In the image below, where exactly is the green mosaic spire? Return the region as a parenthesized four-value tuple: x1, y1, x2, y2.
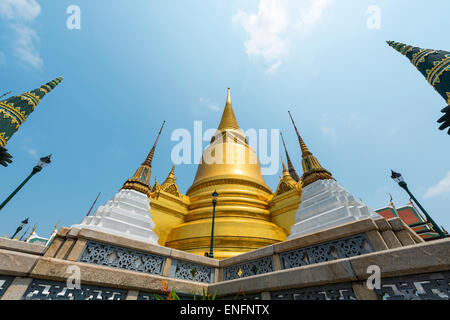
(387, 41, 450, 135)
(0, 77, 63, 147)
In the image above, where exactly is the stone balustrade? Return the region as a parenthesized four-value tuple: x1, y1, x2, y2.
(0, 217, 448, 300)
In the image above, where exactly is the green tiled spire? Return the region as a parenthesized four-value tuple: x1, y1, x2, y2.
(387, 41, 450, 135)
(0, 77, 63, 147)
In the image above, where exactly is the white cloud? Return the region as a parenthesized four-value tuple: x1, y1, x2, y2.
(233, 0, 334, 73)
(0, 0, 41, 21)
(200, 97, 220, 112)
(27, 148, 38, 159)
(320, 125, 337, 140)
(295, 0, 334, 35)
(266, 60, 282, 74)
(0, 0, 43, 69)
(424, 171, 450, 199)
(232, 0, 289, 72)
(10, 24, 43, 69)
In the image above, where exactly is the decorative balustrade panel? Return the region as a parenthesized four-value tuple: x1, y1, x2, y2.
(78, 241, 166, 276)
(375, 271, 450, 300)
(224, 256, 274, 281)
(138, 291, 195, 300)
(220, 293, 262, 300)
(280, 234, 374, 269)
(271, 283, 356, 300)
(137, 291, 161, 300)
(170, 260, 215, 283)
(23, 279, 127, 300)
(0, 275, 13, 298)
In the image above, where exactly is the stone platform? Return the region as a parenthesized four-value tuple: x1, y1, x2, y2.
(0, 217, 449, 300)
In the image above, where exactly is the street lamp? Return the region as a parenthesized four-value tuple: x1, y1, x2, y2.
(0, 155, 52, 211)
(391, 170, 446, 239)
(208, 190, 219, 258)
(10, 217, 29, 239)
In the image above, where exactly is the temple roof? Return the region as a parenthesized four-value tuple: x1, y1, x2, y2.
(122, 121, 165, 196)
(387, 41, 450, 135)
(288, 111, 334, 188)
(160, 164, 181, 197)
(0, 77, 63, 148)
(274, 158, 299, 196)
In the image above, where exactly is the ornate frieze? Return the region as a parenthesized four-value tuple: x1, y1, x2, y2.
(137, 291, 195, 300)
(224, 256, 274, 281)
(187, 177, 272, 195)
(375, 271, 450, 300)
(220, 293, 262, 300)
(78, 241, 166, 276)
(0, 276, 13, 299)
(170, 260, 215, 283)
(271, 283, 356, 300)
(280, 234, 374, 269)
(23, 279, 127, 300)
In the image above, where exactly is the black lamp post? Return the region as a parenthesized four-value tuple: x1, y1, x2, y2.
(208, 190, 219, 258)
(391, 170, 446, 239)
(10, 217, 29, 239)
(0, 155, 52, 211)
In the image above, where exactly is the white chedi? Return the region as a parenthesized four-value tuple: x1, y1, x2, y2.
(73, 188, 159, 245)
(288, 179, 381, 239)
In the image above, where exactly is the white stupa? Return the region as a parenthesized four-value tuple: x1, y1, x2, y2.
(72, 122, 166, 245)
(287, 112, 380, 240)
(74, 188, 158, 244)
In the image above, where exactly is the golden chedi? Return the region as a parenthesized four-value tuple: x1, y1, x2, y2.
(164, 89, 289, 259)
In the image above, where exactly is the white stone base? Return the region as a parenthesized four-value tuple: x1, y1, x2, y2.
(288, 179, 381, 240)
(72, 189, 159, 245)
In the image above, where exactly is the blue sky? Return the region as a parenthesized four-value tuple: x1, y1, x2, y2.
(0, 0, 449, 238)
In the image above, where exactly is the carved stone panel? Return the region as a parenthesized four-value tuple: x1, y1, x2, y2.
(375, 271, 450, 300)
(224, 256, 274, 281)
(170, 259, 215, 283)
(78, 241, 166, 276)
(280, 234, 374, 269)
(0, 276, 13, 299)
(271, 283, 357, 300)
(23, 279, 127, 300)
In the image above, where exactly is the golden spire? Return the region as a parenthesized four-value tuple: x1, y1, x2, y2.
(161, 164, 180, 197)
(122, 121, 166, 196)
(388, 193, 395, 207)
(281, 157, 296, 184)
(26, 224, 37, 242)
(189, 88, 269, 193)
(288, 111, 311, 156)
(142, 120, 166, 167)
(280, 132, 300, 182)
(151, 177, 161, 193)
(274, 157, 298, 196)
(281, 157, 288, 173)
(288, 111, 334, 187)
(217, 88, 240, 131)
(169, 163, 175, 177)
(161, 164, 176, 188)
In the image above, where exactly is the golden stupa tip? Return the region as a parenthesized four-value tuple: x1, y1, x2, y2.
(281, 157, 287, 172)
(217, 88, 240, 131)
